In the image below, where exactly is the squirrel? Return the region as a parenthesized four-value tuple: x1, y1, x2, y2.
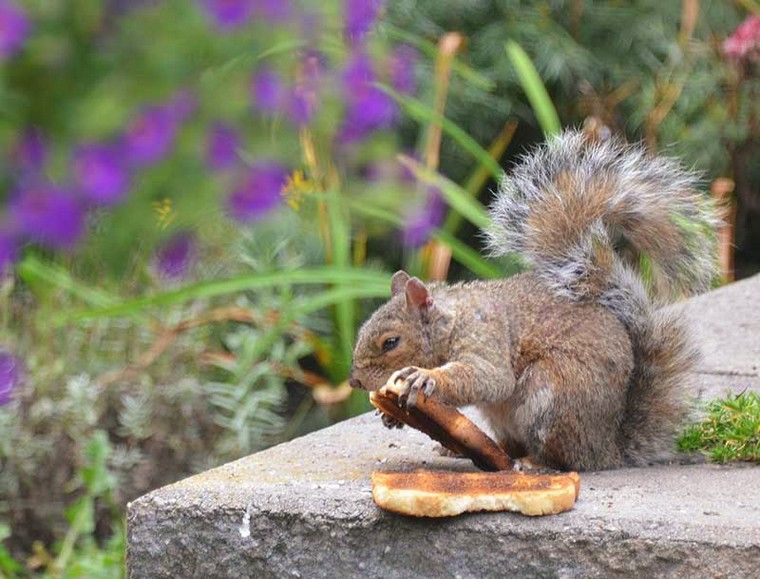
(348, 130, 718, 472)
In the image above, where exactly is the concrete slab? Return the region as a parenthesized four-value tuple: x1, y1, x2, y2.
(678, 273, 760, 379)
(128, 275, 760, 578)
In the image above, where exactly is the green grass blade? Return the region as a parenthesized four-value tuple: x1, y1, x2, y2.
(505, 41, 561, 137)
(295, 286, 390, 316)
(347, 201, 405, 227)
(325, 189, 355, 377)
(17, 255, 116, 307)
(62, 268, 390, 323)
(379, 84, 503, 181)
(397, 155, 491, 230)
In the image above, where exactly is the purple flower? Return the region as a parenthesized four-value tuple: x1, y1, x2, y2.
(338, 52, 396, 142)
(124, 104, 179, 166)
(154, 231, 196, 281)
(403, 187, 446, 248)
(0, 230, 18, 276)
(0, 350, 23, 406)
(10, 182, 85, 250)
(252, 0, 291, 23)
(227, 161, 288, 222)
(344, 0, 384, 44)
(0, 0, 30, 60)
(13, 128, 46, 172)
(251, 67, 285, 114)
(206, 122, 240, 170)
(389, 45, 417, 94)
(73, 143, 130, 206)
(201, 0, 254, 31)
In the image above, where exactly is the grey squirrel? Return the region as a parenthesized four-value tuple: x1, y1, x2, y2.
(349, 130, 718, 471)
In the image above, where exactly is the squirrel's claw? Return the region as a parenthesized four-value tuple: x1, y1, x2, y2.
(391, 367, 417, 384)
(387, 367, 437, 409)
(380, 413, 404, 429)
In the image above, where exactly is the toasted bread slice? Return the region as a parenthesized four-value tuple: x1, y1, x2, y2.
(369, 389, 513, 471)
(372, 470, 580, 517)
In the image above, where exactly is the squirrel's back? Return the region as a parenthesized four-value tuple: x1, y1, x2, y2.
(486, 130, 718, 465)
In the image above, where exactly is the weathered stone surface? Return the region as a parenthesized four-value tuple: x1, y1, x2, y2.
(128, 275, 760, 578)
(677, 275, 760, 401)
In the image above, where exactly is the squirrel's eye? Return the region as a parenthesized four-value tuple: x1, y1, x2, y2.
(382, 336, 400, 352)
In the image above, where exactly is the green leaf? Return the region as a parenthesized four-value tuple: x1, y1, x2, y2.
(384, 24, 496, 92)
(379, 84, 503, 181)
(443, 121, 517, 236)
(81, 431, 114, 496)
(200, 39, 307, 86)
(63, 268, 390, 322)
(347, 199, 501, 279)
(431, 230, 502, 279)
(294, 286, 390, 316)
(347, 201, 404, 227)
(0, 523, 22, 576)
(397, 155, 492, 230)
(505, 41, 561, 137)
(64, 496, 95, 535)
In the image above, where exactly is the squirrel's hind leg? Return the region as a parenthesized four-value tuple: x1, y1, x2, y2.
(508, 359, 626, 472)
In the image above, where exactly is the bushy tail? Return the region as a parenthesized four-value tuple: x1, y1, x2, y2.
(486, 130, 719, 463)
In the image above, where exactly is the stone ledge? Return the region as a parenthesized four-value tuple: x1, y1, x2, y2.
(128, 274, 760, 578)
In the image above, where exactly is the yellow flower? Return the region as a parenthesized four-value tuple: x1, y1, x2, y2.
(282, 170, 315, 211)
(152, 198, 175, 230)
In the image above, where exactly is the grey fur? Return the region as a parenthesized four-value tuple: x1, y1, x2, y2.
(486, 130, 719, 301)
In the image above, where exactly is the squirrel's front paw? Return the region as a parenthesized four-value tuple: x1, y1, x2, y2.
(381, 366, 437, 408)
(379, 412, 404, 429)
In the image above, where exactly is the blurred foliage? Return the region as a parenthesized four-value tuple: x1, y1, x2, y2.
(0, 0, 757, 575)
(387, 0, 755, 175)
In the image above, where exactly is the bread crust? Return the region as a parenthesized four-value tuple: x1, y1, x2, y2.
(369, 389, 512, 471)
(372, 470, 580, 517)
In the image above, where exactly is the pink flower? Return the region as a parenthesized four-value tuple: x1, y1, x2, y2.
(723, 15, 760, 62)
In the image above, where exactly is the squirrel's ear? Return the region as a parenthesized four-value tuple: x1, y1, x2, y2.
(405, 277, 433, 311)
(391, 270, 411, 296)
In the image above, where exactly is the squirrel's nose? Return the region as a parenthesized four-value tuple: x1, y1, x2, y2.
(349, 377, 364, 389)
